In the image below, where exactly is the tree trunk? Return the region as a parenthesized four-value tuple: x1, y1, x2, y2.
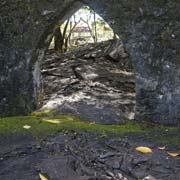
(93, 11, 97, 43)
(54, 26, 64, 52)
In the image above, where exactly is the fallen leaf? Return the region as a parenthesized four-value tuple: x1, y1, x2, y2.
(39, 173, 48, 180)
(23, 125, 31, 129)
(158, 146, 166, 150)
(167, 152, 180, 157)
(90, 122, 96, 125)
(135, 146, 153, 154)
(43, 119, 60, 124)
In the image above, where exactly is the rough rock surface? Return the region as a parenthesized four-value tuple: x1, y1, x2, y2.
(0, 132, 180, 180)
(41, 40, 135, 124)
(0, 0, 180, 125)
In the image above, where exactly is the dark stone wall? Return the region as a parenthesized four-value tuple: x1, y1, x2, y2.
(86, 0, 180, 125)
(0, 0, 82, 116)
(0, 0, 180, 125)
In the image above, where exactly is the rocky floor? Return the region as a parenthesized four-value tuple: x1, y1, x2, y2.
(41, 40, 136, 124)
(0, 131, 180, 180)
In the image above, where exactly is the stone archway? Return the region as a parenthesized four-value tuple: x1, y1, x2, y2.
(0, 0, 180, 125)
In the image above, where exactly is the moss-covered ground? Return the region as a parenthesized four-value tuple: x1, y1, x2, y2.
(0, 110, 180, 146)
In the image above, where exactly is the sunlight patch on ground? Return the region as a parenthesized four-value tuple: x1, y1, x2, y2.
(41, 91, 91, 110)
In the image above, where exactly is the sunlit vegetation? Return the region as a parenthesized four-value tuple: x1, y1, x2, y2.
(49, 6, 118, 52)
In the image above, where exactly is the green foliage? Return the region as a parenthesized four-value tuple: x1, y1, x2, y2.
(49, 5, 116, 51)
(82, 6, 93, 14)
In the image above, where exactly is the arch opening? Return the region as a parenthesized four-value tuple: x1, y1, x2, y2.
(34, 5, 136, 124)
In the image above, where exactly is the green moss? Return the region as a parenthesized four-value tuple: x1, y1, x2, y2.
(171, 0, 180, 3)
(145, 127, 180, 146)
(30, 109, 56, 117)
(152, 0, 180, 7)
(160, 26, 172, 40)
(0, 113, 142, 139)
(0, 113, 179, 146)
(156, 135, 180, 146)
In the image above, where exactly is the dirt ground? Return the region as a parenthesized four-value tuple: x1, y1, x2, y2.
(0, 130, 180, 180)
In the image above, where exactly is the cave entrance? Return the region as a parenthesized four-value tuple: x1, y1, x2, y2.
(38, 6, 136, 125)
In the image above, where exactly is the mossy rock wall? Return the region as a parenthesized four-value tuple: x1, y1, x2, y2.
(0, 0, 180, 125)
